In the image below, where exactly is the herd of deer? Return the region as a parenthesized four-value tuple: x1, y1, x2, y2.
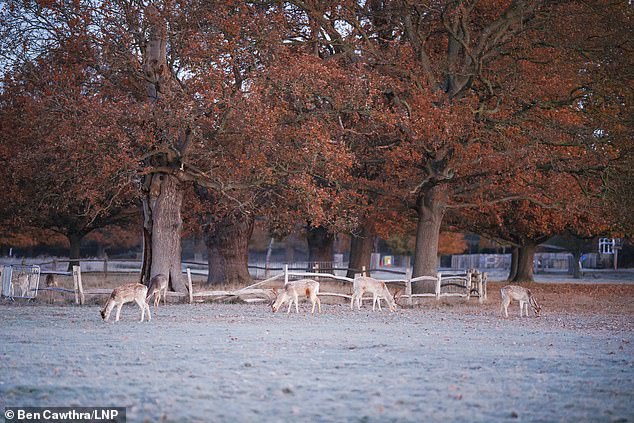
(99, 274, 542, 322)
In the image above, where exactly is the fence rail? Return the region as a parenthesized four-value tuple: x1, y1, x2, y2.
(283, 265, 487, 306)
(2, 260, 487, 307)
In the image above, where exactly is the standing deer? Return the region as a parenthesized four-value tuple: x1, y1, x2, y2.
(271, 279, 321, 314)
(101, 283, 151, 322)
(350, 276, 398, 312)
(146, 274, 168, 307)
(500, 285, 542, 318)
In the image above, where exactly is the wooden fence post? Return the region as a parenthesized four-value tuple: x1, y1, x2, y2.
(466, 270, 472, 300)
(478, 272, 484, 304)
(104, 257, 108, 277)
(72, 265, 84, 305)
(405, 268, 413, 308)
(435, 272, 442, 300)
(361, 266, 366, 277)
(187, 268, 193, 304)
(481, 272, 488, 302)
(265, 238, 273, 279)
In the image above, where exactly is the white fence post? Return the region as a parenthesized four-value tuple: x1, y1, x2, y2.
(361, 266, 367, 277)
(284, 264, 288, 285)
(435, 272, 442, 300)
(405, 268, 413, 308)
(187, 268, 193, 304)
(72, 266, 84, 305)
(481, 272, 488, 302)
(466, 270, 472, 300)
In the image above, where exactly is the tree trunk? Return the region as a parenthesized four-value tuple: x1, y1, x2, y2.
(141, 173, 187, 292)
(508, 247, 519, 281)
(412, 185, 448, 294)
(346, 225, 375, 279)
(306, 226, 334, 271)
(572, 250, 583, 279)
(511, 244, 536, 283)
(205, 213, 254, 287)
(67, 232, 83, 271)
(138, 5, 187, 293)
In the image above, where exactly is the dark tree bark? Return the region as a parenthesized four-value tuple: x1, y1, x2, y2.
(412, 185, 448, 293)
(67, 232, 84, 271)
(139, 5, 188, 293)
(508, 247, 519, 281)
(572, 250, 583, 279)
(141, 173, 187, 292)
(346, 224, 375, 279)
(205, 213, 254, 286)
(306, 226, 334, 271)
(511, 243, 537, 283)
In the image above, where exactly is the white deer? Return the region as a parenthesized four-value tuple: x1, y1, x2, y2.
(350, 276, 398, 312)
(271, 279, 321, 314)
(146, 274, 168, 307)
(500, 285, 542, 318)
(101, 283, 151, 322)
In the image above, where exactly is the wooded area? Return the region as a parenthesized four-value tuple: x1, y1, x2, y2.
(0, 1, 631, 292)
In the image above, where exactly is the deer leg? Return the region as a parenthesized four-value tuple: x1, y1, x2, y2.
(103, 302, 114, 321)
(115, 304, 123, 321)
(295, 294, 299, 313)
(137, 299, 145, 322)
(286, 298, 293, 314)
(502, 297, 510, 318)
(145, 302, 152, 321)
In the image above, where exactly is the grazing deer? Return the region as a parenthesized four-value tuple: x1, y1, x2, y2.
(350, 276, 398, 312)
(45, 274, 57, 288)
(101, 283, 151, 322)
(271, 279, 321, 314)
(146, 274, 168, 307)
(500, 285, 541, 318)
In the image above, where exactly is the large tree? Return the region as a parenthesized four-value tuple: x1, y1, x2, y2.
(0, 31, 138, 269)
(281, 1, 627, 293)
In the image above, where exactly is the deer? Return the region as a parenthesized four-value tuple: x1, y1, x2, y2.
(45, 274, 57, 288)
(271, 279, 321, 314)
(350, 276, 398, 312)
(101, 283, 151, 322)
(146, 273, 168, 307)
(500, 285, 542, 318)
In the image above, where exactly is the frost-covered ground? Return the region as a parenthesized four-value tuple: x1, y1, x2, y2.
(1, 294, 633, 423)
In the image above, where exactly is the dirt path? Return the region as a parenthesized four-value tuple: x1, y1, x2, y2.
(1, 292, 633, 422)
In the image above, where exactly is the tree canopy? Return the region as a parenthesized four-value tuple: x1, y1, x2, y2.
(0, 0, 630, 285)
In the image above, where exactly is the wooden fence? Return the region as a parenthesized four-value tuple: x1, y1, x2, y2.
(282, 265, 488, 306)
(4, 261, 487, 306)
